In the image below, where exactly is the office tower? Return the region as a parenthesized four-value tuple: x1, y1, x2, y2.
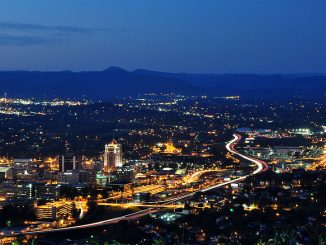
(103, 139, 123, 172)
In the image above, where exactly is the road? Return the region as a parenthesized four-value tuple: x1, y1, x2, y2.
(5, 134, 268, 237)
(185, 169, 225, 183)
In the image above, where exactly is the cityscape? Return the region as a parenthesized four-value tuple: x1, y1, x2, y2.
(0, 0, 326, 244)
(0, 94, 325, 244)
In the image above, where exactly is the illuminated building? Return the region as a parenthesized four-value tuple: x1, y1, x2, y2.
(290, 128, 312, 135)
(272, 146, 302, 156)
(82, 160, 103, 171)
(152, 145, 161, 153)
(36, 201, 74, 220)
(103, 139, 123, 172)
(163, 139, 182, 154)
(44, 157, 59, 171)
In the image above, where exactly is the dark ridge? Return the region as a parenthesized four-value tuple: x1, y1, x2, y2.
(0, 67, 325, 100)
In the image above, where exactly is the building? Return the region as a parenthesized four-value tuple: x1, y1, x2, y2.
(89, 169, 98, 186)
(96, 173, 117, 187)
(0, 167, 11, 181)
(59, 154, 81, 172)
(103, 139, 123, 172)
(16, 182, 35, 199)
(13, 159, 33, 173)
(0, 172, 5, 183)
(116, 166, 135, 183)
(0, 182, 16, 199)
(36, 201, 74, 220)
(153, 140, 182, 155)
(78, 170, 90, 184)
(16, 172, 38, 182)
(35, 183, 60, 200)
(164, 139, 182, 154)
(273, 146, 302, 156)
(57, 171, 80, 185)
(0, 197, 8, 209)
(96, 174, 109, 187)
(290, 128, 312, 136)
(57, 170, 90, 185)
(133, 192, 150, 203)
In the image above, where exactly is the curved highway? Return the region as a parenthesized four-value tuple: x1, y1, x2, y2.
(6, 134, 268, 237)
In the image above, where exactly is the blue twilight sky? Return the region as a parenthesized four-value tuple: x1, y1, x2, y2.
(0, 0, 325, 73)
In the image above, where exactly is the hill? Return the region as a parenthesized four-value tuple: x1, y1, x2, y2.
(0, 67, 325, 100)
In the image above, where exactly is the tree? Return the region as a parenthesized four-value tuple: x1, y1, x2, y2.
(86, 199, 98, 212)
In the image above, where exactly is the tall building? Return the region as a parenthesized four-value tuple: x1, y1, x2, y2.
(103, 139, 123, 172)
(59, 153, 81, 172)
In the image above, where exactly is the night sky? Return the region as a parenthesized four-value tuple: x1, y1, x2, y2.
(0, 0, 325, 73)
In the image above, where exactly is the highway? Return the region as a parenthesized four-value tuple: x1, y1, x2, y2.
(185, 169, 225, 183)
(5, 134, 268, 237)
(201, 134, 268, 192)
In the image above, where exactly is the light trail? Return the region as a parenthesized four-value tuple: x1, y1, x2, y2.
(201, 134, 268, 192)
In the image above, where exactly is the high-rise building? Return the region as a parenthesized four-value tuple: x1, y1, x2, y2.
(103, 139, 123, 172)
(59, 153, 81, 172)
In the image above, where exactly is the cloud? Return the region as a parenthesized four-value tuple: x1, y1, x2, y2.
(0, 21, 113, 45)
(0, 34, 62, 46)
(0, 22, 110, 33)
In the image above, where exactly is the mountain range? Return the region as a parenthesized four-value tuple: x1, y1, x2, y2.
(0, 66, 325, 100)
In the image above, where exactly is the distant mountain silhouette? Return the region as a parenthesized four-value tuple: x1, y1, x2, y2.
(0, 67, 325, 100)
(134, 69, 326, 99)
(0, 67, 197, 99)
